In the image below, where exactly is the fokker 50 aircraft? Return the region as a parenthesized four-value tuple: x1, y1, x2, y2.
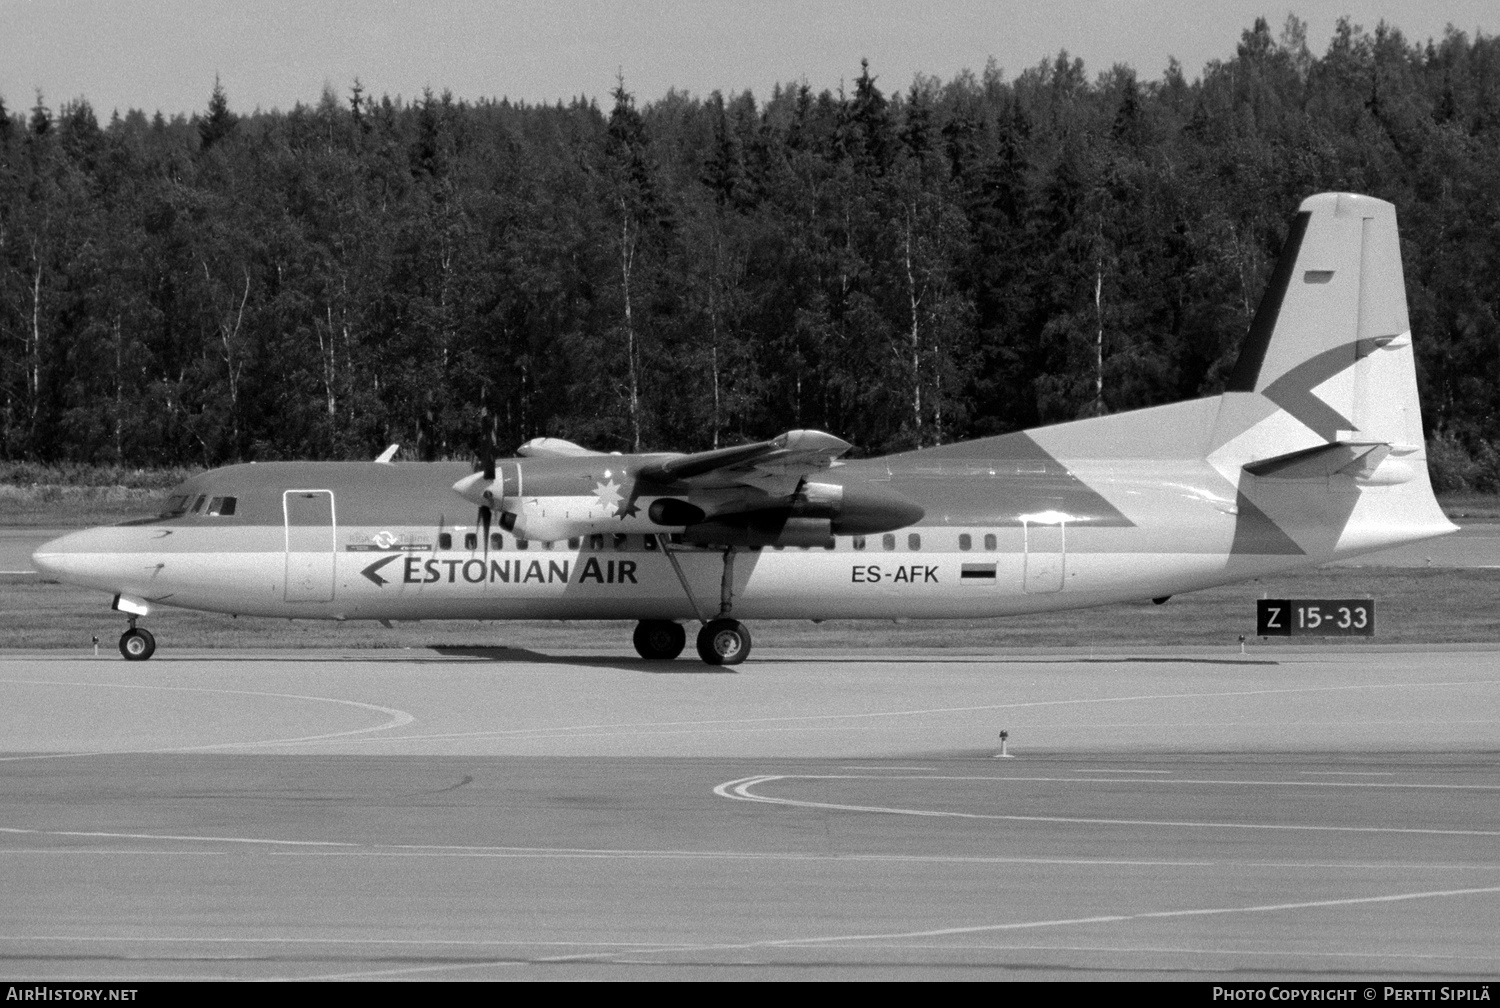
(35, 193, 1455, 664)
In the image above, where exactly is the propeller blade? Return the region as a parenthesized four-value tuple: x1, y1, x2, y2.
(479, 505, 492, 556)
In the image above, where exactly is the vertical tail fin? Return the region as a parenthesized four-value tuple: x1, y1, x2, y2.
(1211, 193, 1425, 468)
(1210, 193, 1453, 556)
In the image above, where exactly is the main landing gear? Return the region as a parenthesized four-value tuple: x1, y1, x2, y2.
(633, 619, 686, 660)
(119, 619, 156, 661)
(636, 536, 753, 667)
(695, 618, 751, 666)
(631, 617, 751, 666)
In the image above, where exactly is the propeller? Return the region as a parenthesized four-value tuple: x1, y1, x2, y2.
(476, 450, 496, 557)
(456, 449, 519, 544)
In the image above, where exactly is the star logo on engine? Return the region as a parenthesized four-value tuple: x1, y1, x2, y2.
(593, 479, 624, 511)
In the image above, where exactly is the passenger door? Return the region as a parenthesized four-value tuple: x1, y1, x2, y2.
(284, 490, 336, 602)
(1022, 519, 1066, 594)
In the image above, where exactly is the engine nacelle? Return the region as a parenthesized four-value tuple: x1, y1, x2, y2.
(683, 513, 834, 549)
(809, 482, 925, 535)
(678, 481, 924, 547)
(648, 497, 707, 526)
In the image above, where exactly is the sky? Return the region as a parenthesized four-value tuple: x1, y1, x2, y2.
(3, 0, 1495, 118)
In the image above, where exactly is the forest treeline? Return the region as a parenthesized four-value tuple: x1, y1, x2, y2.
(2, 16, 1498, 488)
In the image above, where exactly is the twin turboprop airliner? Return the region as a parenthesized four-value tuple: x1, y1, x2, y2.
(33, 193, 1456, 664)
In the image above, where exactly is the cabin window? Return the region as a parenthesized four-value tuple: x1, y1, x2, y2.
(882, 533, 896, 551)
(438, 533, 452, 550)
(516, 538, 529, 550)
(490, 533, 504, 551)
(464, 533, 477, 550)
(613, 533, 628, 550)
(958, 533, 972, 551)
(190, 494, 207, 514)
(823, 541, 835, 550)
(908, 533, 921, 550)
(568, 537, 581, 549)
(984, 533, 997, 551)
(589, 533, 604, 551)
(853, 536, 866, 550)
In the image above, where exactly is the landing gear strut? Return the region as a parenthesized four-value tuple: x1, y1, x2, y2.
(633, 619, 686, 660)
(119, 619, 156, 661)
(655, 535, 754, 666)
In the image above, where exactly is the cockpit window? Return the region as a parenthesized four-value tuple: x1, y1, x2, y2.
(206, 496, 237, 516)
(160, 494, 191, 517)
(190, 495, 207, 514)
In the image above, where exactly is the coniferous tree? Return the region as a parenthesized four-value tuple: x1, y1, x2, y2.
(0, 19, 1495, 488)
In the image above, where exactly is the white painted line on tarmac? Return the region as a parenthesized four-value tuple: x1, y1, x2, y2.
(725, 772, 1500, 792)
(752, 884, 1500, 947)
(0, 849, 230, 856)
(5, 932, 1496, 959)
(4, 846, 1494, 871)
(0, 826, 362, 847)
(840, 766, 937, 771)
(1072, 769, 1172, 773)
(404, 882, 1500, 977)
(297, 959, 529, 981)
(0, 829, 1208, 866)
(790, 941, 1500, 963)
(517, 883, 1500, 972)
(0, 678, 414, 761)
(713, 775, 1500, 836)
(1299, 771, 1397, 776)
(271, 678, 1500, 748)
(0, 934, 692, 949)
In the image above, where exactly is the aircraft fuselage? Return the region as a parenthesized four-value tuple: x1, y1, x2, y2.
(33, 439, 1439, 626)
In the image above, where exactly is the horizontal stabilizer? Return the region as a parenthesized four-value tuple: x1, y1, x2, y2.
(1244, 442, 1390, 480)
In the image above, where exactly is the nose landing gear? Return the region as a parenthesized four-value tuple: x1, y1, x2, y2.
(119, 618, 156, 661)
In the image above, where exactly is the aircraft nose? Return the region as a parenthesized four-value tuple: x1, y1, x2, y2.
(32, 529, 96, 581)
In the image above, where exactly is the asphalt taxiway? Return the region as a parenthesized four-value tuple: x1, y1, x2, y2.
(1, 647, 1497, 981)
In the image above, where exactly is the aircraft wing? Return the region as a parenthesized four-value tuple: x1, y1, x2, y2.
(638, 430, 852, 495)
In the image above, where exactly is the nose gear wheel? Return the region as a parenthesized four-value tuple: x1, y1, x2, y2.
(119, 627, 156, 661)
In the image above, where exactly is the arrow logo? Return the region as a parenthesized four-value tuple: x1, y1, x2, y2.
(361, 554, 400, 586)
